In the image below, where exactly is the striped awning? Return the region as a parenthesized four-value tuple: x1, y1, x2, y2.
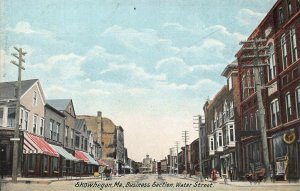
(75, 150, 98, 165)
(50, 144, 78, 161)
(23, 132, 59, 157)
(82, 151, 98, 166)
(75, 150, 89, 162)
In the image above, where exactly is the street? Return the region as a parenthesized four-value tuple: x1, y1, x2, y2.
(1, 174, 300, 191)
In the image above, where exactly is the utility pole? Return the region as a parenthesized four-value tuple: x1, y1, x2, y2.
(175, 141, 179, 175)
(240, 38, 270, 182)
(169, 148, 172, 174)
(10, 47, 26, 183)
(194, 115, 203, 182)
(182, 130, 189, 177)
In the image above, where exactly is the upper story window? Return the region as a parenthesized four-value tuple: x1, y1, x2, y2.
(40, 118, 44, 136)
(242, 74, 246, 99)
(296, 87, 300, 118)
(290, 28, 298, 63)
(285, 92, 292, 122)
(281, 34, 288, 70)
(7, 108, 16, 127)
(218, 132, 223, 147)
(228, 76, 233, 90)
(298, 0, 300, 10)
(33, 91, 37, 106)
(268, 43, 276, 81)
(33, 115, 37, 134)
(270, 99, 280, 128)
(229, 101, 234, 118)
(0, 108, 3, 127)
(56, 122, 60, 141)
(287, 0, 292, 16)
(279, 7, 284, 24)
(49, 119, 54, 139)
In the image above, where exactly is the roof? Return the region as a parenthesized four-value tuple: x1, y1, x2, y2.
(50, 144, 77, 161)
(45, 103, 66, 117)
(23, 132, 59, 157)
(75, 150, 98, 165)
(46, 99, 71, 111)
(75, 119, 85, 131)
(221, 60, 238, 77)
(0, 79, 38, 100)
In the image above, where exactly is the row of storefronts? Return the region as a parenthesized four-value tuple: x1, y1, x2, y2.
(21, 131, 99, 177)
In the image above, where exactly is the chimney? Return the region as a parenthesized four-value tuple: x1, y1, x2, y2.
(97, 111, 102, 117)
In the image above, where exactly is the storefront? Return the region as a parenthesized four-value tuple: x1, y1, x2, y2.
(74, 150, 98, 176)
(49, 144, 78, 177)
(23, 132, 59, 177)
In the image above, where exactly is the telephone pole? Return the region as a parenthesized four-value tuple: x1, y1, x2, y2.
(175, 141, 179, 175)
(11, 47, 26, 183)
(182, 130, 189, 177)
(194, 115, 203, 182)
(240, 38, 270, 182)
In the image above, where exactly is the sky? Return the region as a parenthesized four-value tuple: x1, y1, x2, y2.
(0, 0, 276, 162)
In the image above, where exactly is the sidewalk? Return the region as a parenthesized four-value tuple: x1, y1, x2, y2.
(0, 175, 103, 185)
(170, 174, 300, 187)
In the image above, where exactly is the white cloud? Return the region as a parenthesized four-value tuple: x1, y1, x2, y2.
(209, 25, 247, 41)
(156, 57, 191, 77)
(202, 38, 225, 50)
(236, 8, 266, 26)
(101, 63, 166, 81)
(158, 79, 221, 90)
(7, 21, 52, 37)
(29, 53, 85, 79)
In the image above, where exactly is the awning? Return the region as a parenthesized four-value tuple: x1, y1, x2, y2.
(23, 132, 59, 157)
(82, 151, 98, 166)
(50, 144, 78, 161)
(75, 150, 89, 162)
(74, 150, 98, 165)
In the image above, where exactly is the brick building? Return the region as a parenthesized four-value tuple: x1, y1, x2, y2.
(236, 0, 300, 180)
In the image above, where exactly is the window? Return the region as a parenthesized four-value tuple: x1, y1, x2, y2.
(43, 156, 49, 172)
(84, 138, 88, 151)
(33, 115, 37, 134)
(218, 132, 222, 147)
(229, 125, 234, 142)
(7, 108, 16, 127)
(229, 101, 234, 118)
(242, 74, 245, 99)
(28, 155, 36, 171)
(228, 76, 232, 90)
(56, 123, 60, 141)
(81, 136, 84, 149)
(298, 0, 300, 10)
(40, 119, 44, 136)
(281, 34, 288, 70)
(290, 28, 298, 63)
(22, 110, 28, 130)
(50, 120, 54, 139)
(296, 87, 300, 118)
(210, 138, 214, 151)
(270, 99, 280, 127)
(287, 0, 292, 16)
(268, 43, 276, 81)
(279, 7, 284, 24)
(0, 108, 3, 127)
(75, 135, 80, 148)
(65, 126, 69, 146)
(71, 129, 74, 147)
(52, 157, 58, 172)
(33, 91, 37, 106)
(286, 93, 292, 121)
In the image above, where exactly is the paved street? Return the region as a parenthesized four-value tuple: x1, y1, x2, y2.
(1, 174, 300, 191)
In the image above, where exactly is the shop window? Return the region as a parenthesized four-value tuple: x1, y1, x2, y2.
(52, 157, 59, 172)
(43, 156, 49, 172)
(28, 155, 35, 171)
